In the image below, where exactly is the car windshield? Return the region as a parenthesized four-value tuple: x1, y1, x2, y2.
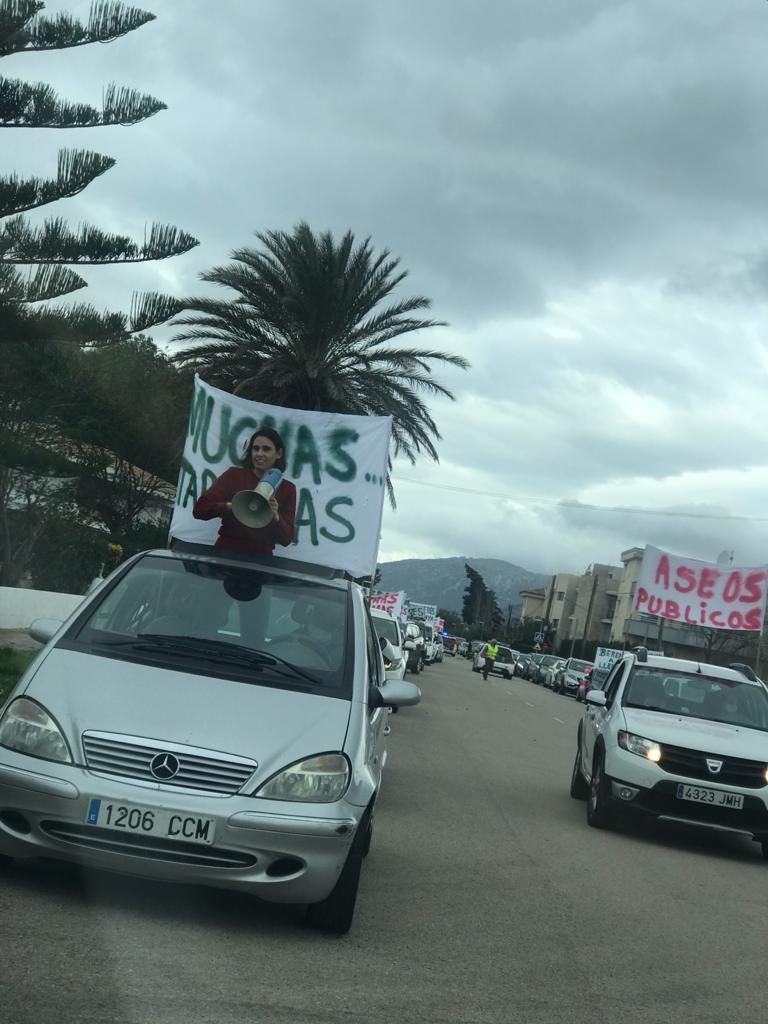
(373, 616, 400, 647)
(541, 656, 557, 666)
(623, 667, 768, 732)
(68, 554, 352, 698)
(571, 660, 592, 673)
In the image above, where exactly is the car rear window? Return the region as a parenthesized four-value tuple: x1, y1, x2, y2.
(65, 554, 353, 698)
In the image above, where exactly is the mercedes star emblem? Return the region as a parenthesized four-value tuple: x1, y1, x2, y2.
(150, 752, 180, 780)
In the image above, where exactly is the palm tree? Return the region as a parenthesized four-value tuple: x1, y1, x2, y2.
(171, 223, 468, 494)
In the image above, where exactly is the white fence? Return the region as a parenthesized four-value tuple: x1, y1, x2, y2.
(0, 586, 83, 630)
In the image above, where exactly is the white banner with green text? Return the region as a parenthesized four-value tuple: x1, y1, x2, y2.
(169, 376, 392, 578)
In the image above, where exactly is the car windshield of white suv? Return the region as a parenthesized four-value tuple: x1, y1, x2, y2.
(68, 555, 352, 697)
(373, 616, 400, 647)
(570, 660, 592, 674)
(623, 668, 768, 732)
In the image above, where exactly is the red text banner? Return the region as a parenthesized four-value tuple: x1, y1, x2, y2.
(634, 545, 768, 632)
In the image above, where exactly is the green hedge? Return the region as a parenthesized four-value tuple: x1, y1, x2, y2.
(0, 647, 35, 705)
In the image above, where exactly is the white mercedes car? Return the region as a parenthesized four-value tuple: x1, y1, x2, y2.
(571, 647, 768, 856)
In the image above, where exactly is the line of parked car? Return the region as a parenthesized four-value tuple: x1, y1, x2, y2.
(370, 611, 444, 678)
(468, 644, 595, 699)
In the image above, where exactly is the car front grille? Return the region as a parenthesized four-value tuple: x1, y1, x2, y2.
(41, 821, 256, 868)
(82, 732, 257, 795)
(659, 743, 768, 790)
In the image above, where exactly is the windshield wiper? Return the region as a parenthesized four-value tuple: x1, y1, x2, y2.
(95, 634, 323, 689)
(243, 648, 325, 690)
(625, 703, 676, 715)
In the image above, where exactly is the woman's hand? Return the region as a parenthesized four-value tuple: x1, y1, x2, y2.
(269, 496, 280, 522)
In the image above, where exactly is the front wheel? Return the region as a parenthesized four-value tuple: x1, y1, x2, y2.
(760, 840, 768, 861)
(570, 745, 589, 800)
(586, 751, 618, 829)
(306, 815, 367, 934)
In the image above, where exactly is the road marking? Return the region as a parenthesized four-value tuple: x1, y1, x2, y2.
(525, 701, 535, 708)
(554, 717, 565, 724)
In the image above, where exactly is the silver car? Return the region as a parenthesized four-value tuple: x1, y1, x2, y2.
(0, 543, 420, 933)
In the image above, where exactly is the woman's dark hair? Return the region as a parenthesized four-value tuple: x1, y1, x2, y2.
(241, 426, 287, 471)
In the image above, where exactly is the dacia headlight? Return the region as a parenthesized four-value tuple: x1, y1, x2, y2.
(256, 754, 350, 803)
(618, 731, 662, 763)
(0, 698, 72, 763)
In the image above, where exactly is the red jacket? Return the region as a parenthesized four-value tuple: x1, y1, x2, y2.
(192, 467, 297, 555)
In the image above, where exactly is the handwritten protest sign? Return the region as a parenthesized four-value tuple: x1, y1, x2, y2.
(169, 376, 392, 578)
(369, 591, 406, 620)
(635, 545, 768, 632)
(405, 602, 437, 623)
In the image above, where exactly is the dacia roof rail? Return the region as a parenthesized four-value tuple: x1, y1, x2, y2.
(729, 662, 760, 683)
(167, 539, 346, 580)
(631, 646, 648, 662)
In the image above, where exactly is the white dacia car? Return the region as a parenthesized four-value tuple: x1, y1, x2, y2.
(571, 647, 768, 857)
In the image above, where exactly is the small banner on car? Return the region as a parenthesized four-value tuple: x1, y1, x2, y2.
(634, 545, 768, 631)
(369, 591, 406, 619)
(169, 376, 392, 578)
(404, 602, 438, 623)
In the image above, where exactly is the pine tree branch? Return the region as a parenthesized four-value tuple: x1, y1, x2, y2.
(0, 76, 166, 127)
(1, 2, 155, 56)
(0, 215, 199, 263)
(129, 290, 186, 332)
(0, 262, 87, 302)
(0, 148, 115, 217)
(0, 300, 128, 344)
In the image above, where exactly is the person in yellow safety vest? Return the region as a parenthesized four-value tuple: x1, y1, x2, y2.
(482, 639, 499, 680)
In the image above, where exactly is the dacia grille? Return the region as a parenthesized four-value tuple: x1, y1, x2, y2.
(659, 743, 767, 790)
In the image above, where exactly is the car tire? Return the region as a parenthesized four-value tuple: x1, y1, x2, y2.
(760, 840, 768, 861)
(570, 741, 589, 800)
(361, 809, 374, 858)
(306, 812, 368, 934)
(586, 750, 618, 829)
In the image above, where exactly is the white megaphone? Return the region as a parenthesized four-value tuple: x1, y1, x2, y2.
(231, 468, 283, 529)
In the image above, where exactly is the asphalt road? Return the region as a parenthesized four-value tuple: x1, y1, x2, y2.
(3, 656, 768, 1024)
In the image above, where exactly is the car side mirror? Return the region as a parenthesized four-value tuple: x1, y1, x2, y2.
(585, 690, 607, 708)
(29, 618, 63, 645)
(378, 679, 421, 708)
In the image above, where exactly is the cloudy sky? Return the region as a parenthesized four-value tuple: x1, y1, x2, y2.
(10, 1, 768, 574)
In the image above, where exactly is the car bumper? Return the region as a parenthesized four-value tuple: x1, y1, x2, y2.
(604, 749, 768, 839)
(0, 753, 361, 904)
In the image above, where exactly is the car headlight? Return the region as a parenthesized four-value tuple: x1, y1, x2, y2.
(256, 753, 350, 803)
(618, 731, 662, 763)
(0, 698, 72, 764)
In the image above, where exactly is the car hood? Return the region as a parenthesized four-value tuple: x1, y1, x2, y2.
(622, 707, 768, 759)
(23, 649, 352, 773)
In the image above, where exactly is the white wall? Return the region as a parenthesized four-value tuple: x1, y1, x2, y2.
(0, 586, 83, 629)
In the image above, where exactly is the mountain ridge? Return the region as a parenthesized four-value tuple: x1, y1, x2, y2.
(377, 556, 549, 615)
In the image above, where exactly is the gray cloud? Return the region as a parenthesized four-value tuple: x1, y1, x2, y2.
(8, 0, 768, 571)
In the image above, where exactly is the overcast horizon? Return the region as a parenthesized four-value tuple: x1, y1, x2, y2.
(9, 1, 768, 575)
